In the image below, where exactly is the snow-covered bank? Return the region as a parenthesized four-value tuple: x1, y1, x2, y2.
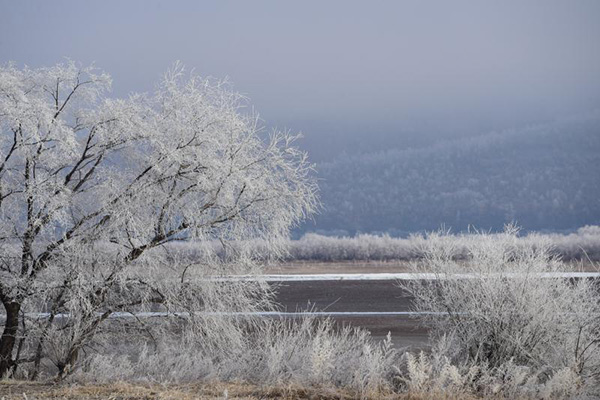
(243, 272, 600, 282)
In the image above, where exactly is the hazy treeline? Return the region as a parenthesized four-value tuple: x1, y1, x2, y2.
(303, 114, 600, 235)
(169, 225, 600, 263)
(285, 225, 600, 262)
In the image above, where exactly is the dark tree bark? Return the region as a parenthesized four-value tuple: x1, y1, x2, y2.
(0, 299, 21, 378)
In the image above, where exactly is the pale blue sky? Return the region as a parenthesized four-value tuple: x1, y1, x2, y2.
(2, 0, 599, 154)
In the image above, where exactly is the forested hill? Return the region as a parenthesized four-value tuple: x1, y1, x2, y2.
(301, 115, 600, 236)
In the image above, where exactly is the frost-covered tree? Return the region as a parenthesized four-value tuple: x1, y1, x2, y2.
(0, 61, 317, 378)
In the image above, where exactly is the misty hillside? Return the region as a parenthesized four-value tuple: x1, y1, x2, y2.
(302, 115, 600, 235)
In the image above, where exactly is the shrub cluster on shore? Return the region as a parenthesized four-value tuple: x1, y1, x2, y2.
(3, 227, 597, 399)
(168, 224, 600, 263)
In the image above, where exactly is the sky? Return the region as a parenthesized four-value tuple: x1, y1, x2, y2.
(1, 0, 600, 159)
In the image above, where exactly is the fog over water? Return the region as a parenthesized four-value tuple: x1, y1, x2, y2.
(2, 0, 599, 234)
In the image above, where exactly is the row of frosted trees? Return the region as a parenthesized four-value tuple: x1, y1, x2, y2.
(169, 225, 600, 262)
(314, 116, 600, 234)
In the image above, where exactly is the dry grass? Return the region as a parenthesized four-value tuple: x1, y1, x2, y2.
(0, 381, 491, 400)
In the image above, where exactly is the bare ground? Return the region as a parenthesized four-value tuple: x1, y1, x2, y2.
(0, 380, 484, 399)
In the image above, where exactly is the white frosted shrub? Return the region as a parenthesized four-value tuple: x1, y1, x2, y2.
(400, 225, 600, 397)
(70, 315, 398, 398)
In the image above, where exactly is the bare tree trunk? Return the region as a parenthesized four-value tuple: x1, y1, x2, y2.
(0, 299, 21, 378)
(56, 348, 79, 381)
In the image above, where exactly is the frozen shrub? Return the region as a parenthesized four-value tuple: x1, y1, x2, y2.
(70, 315, 398, 398)
(397, 350, 589, 399)
(211, 315, 398, 396)
(400, 225, 600, 397)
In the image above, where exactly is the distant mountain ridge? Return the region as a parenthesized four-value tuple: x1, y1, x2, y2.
(299, 114, 600, 235)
